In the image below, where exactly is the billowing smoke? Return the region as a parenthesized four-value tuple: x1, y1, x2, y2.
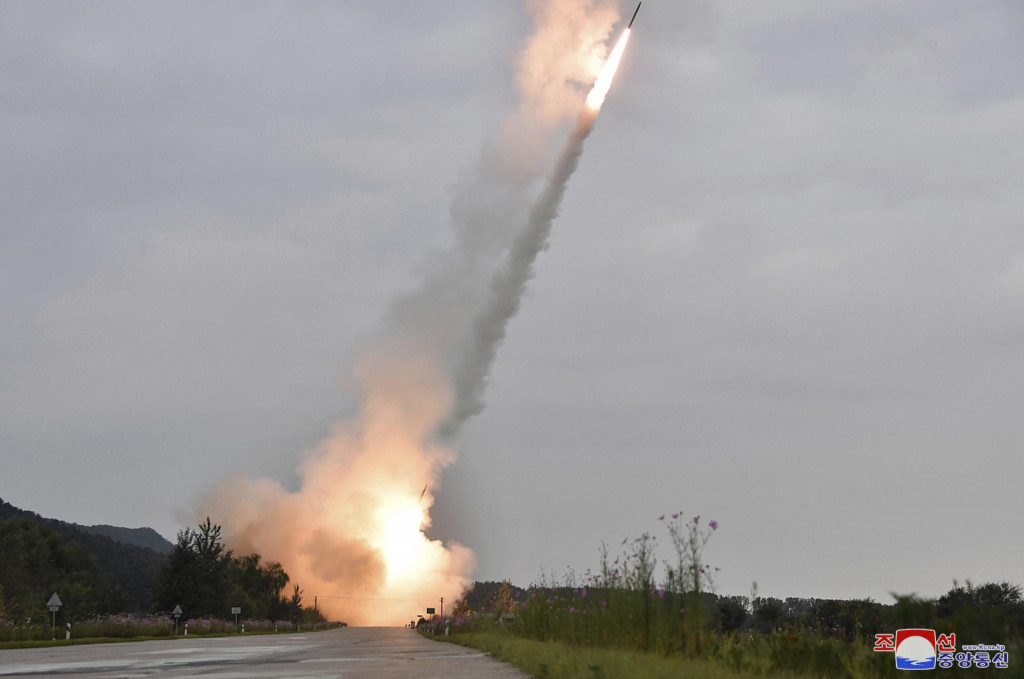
(199, 0, 621, 626)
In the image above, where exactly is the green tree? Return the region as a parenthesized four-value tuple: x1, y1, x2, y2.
(715, 595, 749, 632)
(0, 518, 101, 621)
(228, 554, 292, 620)
(153, 517, 231, 617)
(937, 581, 1024, 639)
(752, 597, 785, 633)
(490, 580, 517, 615)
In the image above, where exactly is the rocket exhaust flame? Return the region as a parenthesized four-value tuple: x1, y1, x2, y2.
(199, 1, 633, 627)
(585, 27, 631, 112)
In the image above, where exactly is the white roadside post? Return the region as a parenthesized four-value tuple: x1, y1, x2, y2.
(172, 605, 183, 636)
(47, 593, 62, 641)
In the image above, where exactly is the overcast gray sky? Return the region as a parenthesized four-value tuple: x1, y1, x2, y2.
(3, 0, 1023, 606)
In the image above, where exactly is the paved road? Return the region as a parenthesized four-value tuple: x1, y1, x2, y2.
(0, 627, 528, 678)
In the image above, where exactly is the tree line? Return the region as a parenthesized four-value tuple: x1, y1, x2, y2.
(454, 580, 1024, 646)
(0, 509, 322, 625)
(152, 517, 315, 622)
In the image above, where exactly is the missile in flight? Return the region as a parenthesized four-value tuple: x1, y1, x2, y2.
(627, 2, 641, 29)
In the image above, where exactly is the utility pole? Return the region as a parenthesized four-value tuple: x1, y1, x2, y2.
(440, 597, 444, 619)
(314, 596, 317, 612)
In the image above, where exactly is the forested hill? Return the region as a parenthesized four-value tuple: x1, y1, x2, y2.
(82, 524, 173, 554)
(0, 499, 167, 614)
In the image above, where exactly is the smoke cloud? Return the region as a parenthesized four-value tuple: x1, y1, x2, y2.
(199, 0, 620, 626)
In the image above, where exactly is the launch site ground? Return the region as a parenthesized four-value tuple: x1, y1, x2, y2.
(0, 627, 526, 678)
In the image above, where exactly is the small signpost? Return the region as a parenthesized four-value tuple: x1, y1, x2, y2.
(172, 604, 183, 636)
(47, 593, 62, 641)
(231, 606, 241, 633)
(426, 607, 435, 615)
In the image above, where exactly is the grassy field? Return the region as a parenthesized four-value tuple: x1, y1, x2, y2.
(423, 514, 1023, 678)
(444, 631, 882, 679)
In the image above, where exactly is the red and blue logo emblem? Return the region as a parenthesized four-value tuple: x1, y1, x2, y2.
(894, 629, 937, 670)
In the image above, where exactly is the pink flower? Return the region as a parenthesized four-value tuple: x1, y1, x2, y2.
(709, 520, 718, 530)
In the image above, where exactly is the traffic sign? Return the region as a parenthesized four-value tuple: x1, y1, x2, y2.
(47, 593, 62, 641)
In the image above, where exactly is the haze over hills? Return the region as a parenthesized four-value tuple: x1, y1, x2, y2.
(80, 524, 173, 554)
(0, 500, 173, 552)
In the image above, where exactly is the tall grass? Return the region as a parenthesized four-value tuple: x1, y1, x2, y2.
(429, 514, 1023, 678)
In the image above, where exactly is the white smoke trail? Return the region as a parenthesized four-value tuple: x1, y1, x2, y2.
(199, 1, 621, 626)
(439, 109, 598, 439)
(440, 25, 632, 438)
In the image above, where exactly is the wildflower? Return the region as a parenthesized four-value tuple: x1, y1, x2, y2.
(581, 588, 587, 598)
(569, 606, 576, 614)
(709, 519, 718, 530)
(672, 512, 679, 519)
(659, 514, 665, 521)
(658, 588, 666, 599)
(602, 601, 608, 608)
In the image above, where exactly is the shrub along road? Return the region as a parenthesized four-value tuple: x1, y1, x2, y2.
(0, 626, 528, 678)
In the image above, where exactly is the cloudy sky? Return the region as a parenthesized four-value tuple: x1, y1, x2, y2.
(3, 0, 1023, 606)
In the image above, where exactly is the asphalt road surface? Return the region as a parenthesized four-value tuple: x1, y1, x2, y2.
(0, 627, 529, 678)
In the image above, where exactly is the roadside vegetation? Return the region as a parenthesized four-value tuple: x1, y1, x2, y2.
(424, 514, 1024, 678)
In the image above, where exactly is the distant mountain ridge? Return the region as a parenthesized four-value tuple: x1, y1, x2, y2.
(0, 500, 173, 553)
(82, 524, 173, 554)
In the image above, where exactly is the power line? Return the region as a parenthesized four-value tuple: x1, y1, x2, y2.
(314, 596, 439, 603)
